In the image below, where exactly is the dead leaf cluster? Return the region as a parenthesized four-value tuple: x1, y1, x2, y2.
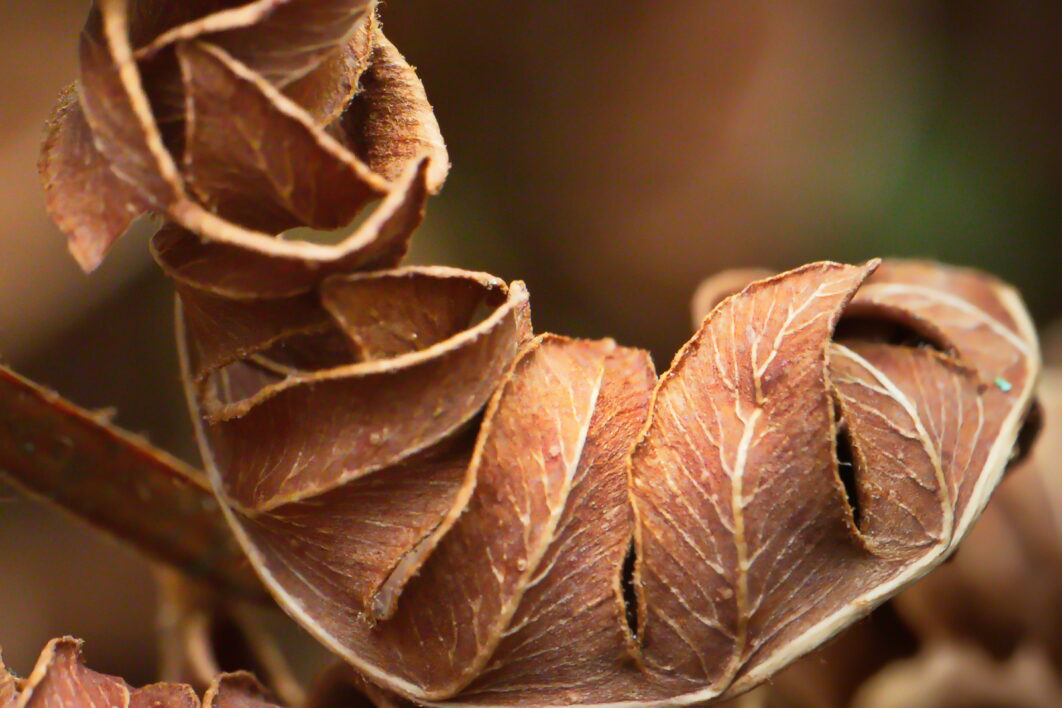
(2, 0, 1045, 706)
(2, 637, 284, 708)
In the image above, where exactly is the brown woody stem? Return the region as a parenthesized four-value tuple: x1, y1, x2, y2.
(0, 365, 266, 601)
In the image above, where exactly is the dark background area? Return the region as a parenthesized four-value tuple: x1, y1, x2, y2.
(0, 0, 1059, 687)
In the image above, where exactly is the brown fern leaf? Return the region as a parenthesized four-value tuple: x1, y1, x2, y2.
(24, 1, 1043, 706)
(176, 259, 1038, 706)
(40, 0, 446, 272)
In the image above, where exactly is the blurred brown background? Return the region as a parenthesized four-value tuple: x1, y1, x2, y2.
(1, 0, 1059, 688)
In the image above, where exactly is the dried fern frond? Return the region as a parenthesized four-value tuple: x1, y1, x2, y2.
(1, 0, 1043, 706)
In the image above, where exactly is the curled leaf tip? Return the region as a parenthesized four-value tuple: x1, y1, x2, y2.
(40, 0, 446, 270)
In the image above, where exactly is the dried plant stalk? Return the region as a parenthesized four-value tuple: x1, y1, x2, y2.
(11, 0, 1045, 707)
(0, 366, 262, 600)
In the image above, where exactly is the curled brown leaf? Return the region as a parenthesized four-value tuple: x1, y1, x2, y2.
(12, 637, 200, 708)
(176, 38, 386, 233)
(177, 258, 1038, 705)
(152, 158, 431, 299)
(42, 0, 446, 271)
(332, 31, 449, 191)
(710, 366, 1059, 708)
(135, 0, 375, 89)
(4, 638, 303, 708)
(183, 268, 530, 510)
(890, 369, 1062, 668)
(38, 84, 152, 271)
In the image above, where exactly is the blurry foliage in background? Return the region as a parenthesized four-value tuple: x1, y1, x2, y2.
(0, 0, 1058, 690)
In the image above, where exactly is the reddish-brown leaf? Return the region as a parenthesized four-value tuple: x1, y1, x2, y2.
(889, 369, 1062, 664)
(79, 0, 184, 210)
(630, 262, 877, 697)
(39, 85, 151, 271)
(334, 30, 449, 192)
(176, 286, 336, 394)
(14, 638, 200, 708)
(319, 266, 510, 359)
(153, 159, 431, 299)
(203, 673, 282, 708)
(282, 14, 377, 125)
(177, 40, 386, 234)
(828, 344, 970, 554)
(136, 0, 375, 89)
(173, 259, 1038, 706)
(15, 638, 130, 708)
(458, 346, 657, 705)
(846, 261, 1040, 539)
(181, 269, 530, 510)
(43, 0, 442, 272)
